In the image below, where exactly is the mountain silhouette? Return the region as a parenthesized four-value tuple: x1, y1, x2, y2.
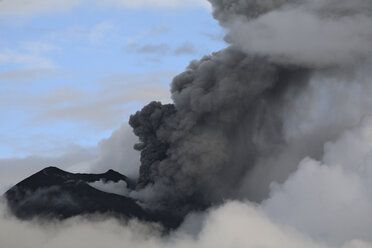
(4, 167, 181, 229)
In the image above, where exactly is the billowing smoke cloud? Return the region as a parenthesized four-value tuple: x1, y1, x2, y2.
(214, 0, 372, 66)
(129, 0, 372, 215)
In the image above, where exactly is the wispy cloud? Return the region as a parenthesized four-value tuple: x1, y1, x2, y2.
(127, 43, 170, 55)
(32, 74, 172, 128)
(1, 72, 172, 129)
(0, 49, 56, 69)
(0, 68, 60, 82)
(126, 42, 198, 56)
(46, 21, 120, 45)
(148, 26, 171, 35)
(0, 0, 210, 18)
(202, 31, 225, 41)
(20, 41, 59, 54)
(95, 0, 210, 10)
(174, 42, 197, 55)
(126, 25, 171, 46)
(88, 21, 118, 44)
(0, 0, 81, 17)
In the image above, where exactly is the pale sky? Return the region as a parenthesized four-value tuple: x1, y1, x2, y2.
(0, 0, 226, 158)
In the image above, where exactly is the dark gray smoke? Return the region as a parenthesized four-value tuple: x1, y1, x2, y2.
(130, 48, 310, 210)
(218, 0, 372, 66)
(129, 102, 176, 188)
(129, 0, 372, 214)
(210, 0, 294, 24)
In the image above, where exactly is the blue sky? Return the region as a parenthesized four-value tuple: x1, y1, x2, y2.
(0, 0, 227, 158)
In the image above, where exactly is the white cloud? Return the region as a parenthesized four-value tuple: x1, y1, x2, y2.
(0, 68, 59, 82)
(174, 42, 197, 55)
(20, 41, 59, 54)
(43, 21, 122, 47)
(0, 0, 81, 17)
(89, 124, 140, 179)
(0, 0, 210, 17)
(88, 21, 118, 44)
(126, 43, 171, 54)
(263, 117, 372, 245)
(0, 200, 370, 248)
(0, 49, 55, 69)
(0, 71, 172, 130)
(27, 72, 172, 129)
(96, 0, 211, 10)
(88, 180, 130, 196)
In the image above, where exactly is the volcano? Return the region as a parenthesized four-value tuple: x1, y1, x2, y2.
(4, 167, 182, 229)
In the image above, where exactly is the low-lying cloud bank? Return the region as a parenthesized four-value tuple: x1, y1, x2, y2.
(2, 119, 372, 247)
(0, 201, 370, 248)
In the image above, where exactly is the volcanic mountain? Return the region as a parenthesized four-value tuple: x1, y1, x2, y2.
(4, 167, 181, 229)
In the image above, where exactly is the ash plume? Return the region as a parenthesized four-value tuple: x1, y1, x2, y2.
(130, 0, 372, 214)
(216, 0, 372, 66)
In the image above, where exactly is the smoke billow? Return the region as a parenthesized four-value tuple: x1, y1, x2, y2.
(216, 0, 372, 66)
(130, 48, 309, 209)
(129, 0, 372, 214)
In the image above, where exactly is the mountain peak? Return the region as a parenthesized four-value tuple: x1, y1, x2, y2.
(3, 166, 181, 229)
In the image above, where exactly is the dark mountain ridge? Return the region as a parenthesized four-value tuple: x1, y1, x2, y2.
(4, 167, 182, 229)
